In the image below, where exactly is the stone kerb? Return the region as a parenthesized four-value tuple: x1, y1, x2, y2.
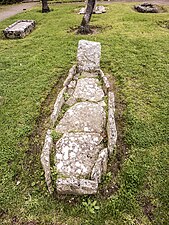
(41, 40, 117, 195)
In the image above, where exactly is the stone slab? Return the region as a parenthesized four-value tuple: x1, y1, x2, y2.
(3, 20, 35, 39)
(55, 132, 103, 178)
(41, 129, 53, 194)
(55, 102, 106, 134)
(77, 40, 101, 72)
(73, 78, 104, 102)
(56, 178, 98, 195)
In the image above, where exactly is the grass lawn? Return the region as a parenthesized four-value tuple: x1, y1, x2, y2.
(0, 2, 169, 225)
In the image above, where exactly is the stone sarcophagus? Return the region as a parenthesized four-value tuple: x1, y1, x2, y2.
(3, 20, 35, 39)
(41, 40, 117, 195)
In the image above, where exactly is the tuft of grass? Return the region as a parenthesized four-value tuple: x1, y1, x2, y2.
(0, 2, 169, 225)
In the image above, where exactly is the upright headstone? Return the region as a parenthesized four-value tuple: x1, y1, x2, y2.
(77, 40, 101, 72)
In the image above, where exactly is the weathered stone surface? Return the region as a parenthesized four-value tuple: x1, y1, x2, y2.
(107, 92, 117, 155)
(134, 3, 158, 13)
(94, 6, 106, 14)
(56, 178, 98, 195)
(55, 132, 103, 177)
(99, 69, 110, 94)
(41, 129, 53, 194)
(3, 20, 35, 39)
(77, 40, 101, 72)
(79, 6, 106, 14)
(91, 148, 108, 183)
(63, 65, 77, 87)
(55, 102, 106, 134)
(51, 87, 66, 126)
(73, 78, 104, 102)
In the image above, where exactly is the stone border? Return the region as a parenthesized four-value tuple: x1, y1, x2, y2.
(50, 65, 77, 126)
(98, 69, 110, 94)
(63, 65, 77, 87)
(56, 177, 98, 195)
(3, 20, 36, 39)
(50, 87, 67, 126)
(107, 91, 117, 155)
(91, 148, 108, 183)
(41, 129, 53, 194)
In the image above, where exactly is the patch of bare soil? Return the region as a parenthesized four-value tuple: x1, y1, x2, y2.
(138, 195, 156, 222)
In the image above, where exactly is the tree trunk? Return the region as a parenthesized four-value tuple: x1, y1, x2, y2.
(42, 0, 50, 13)
(78, 0, 96, 34)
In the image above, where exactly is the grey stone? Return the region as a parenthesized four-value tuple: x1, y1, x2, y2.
(66, 96, 77, 106)
(67, 81, 77, 95)
(63, 65, 77, 87)
(134, 3, 158, 13)
(55, 102, 106, 134)
(73, 78, 104, 102)
(79, 7, 86, 14)
(55, 132, 103, 178)
(79, 6, 106, 14)
(99, 69, 110, 94)
(94, 6, 106, 14)
(3, 20, 35, 39)
(107, 92, 117, 155)
(41, 129, 53, 194)
(91, 148, 108, 183)
(77, 40, 101, 72)
(50, 87, 67, 126)
(56, 178, 98, 195)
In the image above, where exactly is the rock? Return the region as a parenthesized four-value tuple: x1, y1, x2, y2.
(107, 92, 117, 155)
(3, 20, 35, 39)
(79, 7, 86, 14)
(63, 65, 77, 87)
(56, 178, 98, 195)
(79, 6, 106, 14)
(55, 102, 106, 134)
(55, 132, 103, 178)
(77, 40, 101, 72)
(50, 87, 67, 126)
(94, 6, 106, 14)
(91, 148, 108, 183)
(134, 3, 158, 13)
(41, 129, 53, 194)
(99, 69, 110, 94)
(73, 78, 104, 102)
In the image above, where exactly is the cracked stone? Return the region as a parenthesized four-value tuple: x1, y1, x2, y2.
(55, 132, 103, 178)
(55, 102, 106, 134)
(56, 178, 98, 195)
(73, 78, 104, 102)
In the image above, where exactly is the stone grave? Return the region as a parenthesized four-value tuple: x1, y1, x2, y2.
(41, 40, 117, 195)
(134, 3, 159, 13)
(79, 1, 106, 14)
(3, 20, 35, 39)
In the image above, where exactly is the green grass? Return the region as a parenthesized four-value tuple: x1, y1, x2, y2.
(0, 3, 169, 224)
